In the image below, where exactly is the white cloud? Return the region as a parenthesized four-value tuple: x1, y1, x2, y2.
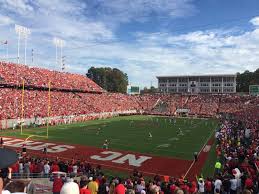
(65, 24, 259, 87)
(84, 0, 196, 23)
(0, 0, 114, 42)
(0, 0, 115, 75)
(250, 16, 259, 26)
(0, 0, 34, 15)
(0, 0, 258, 88)
(0, 15, 14, 26)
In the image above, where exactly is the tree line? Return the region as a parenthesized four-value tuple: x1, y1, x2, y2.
(86, 67, 128, 93)
(236, 68, 259, 92)
(86, 67, 259, 93)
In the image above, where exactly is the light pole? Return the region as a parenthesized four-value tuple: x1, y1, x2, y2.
(53, 37, 65, 70)
(15, 24, 31, 65)
(62, 55, 66, 71)
(31, 49, 34, 65)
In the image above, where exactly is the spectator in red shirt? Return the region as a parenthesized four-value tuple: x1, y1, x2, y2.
(11, 162, 19, 178)
(52, 162, 60, 173)
(53, 174, 64, 194)
(205, 178, 213, 194)
(169, 183, 177, 194)
(188, 181, 197, 194)
(244, 177, 253, 190)
(80, 179, 91, 194)
(115, 178, 126, 194)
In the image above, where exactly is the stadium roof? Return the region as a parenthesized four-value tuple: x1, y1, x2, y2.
(156, 74, 237, 79)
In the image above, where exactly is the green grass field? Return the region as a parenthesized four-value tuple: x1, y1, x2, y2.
(0, 115, 218, 160)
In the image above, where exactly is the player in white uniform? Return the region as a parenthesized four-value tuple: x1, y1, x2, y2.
(96, 128, 101, 135)
(177, 127, 184, 136)
(103, 139, 109, 149)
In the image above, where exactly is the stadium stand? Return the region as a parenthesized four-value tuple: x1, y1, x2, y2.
(0, 62, 258, 121)
(0, 88, 142, 121)
(0, 62, 104, 93)
(1, 110, 259, 194)
(0, 61, 258, 194)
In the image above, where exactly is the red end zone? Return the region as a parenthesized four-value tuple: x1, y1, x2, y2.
(1, 137, 214, 179)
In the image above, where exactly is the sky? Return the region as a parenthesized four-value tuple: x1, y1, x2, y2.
(0, 0, 259, 88)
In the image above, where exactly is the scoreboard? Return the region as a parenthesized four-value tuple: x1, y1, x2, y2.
(249, 85, 259, 96)
(127, 85, 140, 95)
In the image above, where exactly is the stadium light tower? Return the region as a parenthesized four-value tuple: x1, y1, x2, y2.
(53, 37, 65, 70)
(15, 24, 31, 65)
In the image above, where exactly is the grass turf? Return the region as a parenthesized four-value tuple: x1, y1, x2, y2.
(201, 141, 217, 177)
(0, 115, 218, 160)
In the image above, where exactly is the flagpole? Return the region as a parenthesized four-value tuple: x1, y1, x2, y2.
(31, 49, 34, 66)
(6, 42, 8, 60)
(1, 41, 3, 61)
(56, 44, 58, 66)
(17, 32, 20, 63)
(60, 45, 63, 70)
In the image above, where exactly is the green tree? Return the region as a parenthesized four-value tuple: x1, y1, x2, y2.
(236, 68, 259, 92)
(86, 67, 128, 93)
(140, 86, 157, 94)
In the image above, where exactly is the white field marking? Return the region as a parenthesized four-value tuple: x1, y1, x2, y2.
(30, 149, 162, 177)
(168, 137, 179, 141)
(183, 127, 215, 179)
(203, 145, 211, 152)
(156, 144, 170, 148)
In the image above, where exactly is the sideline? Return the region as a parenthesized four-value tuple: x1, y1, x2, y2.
(183, 126, 216, 179)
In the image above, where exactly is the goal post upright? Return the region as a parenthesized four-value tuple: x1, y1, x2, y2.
(20, 79, 50, 139)
(20, 79, 25, 135)
(46, 81, 51, 139)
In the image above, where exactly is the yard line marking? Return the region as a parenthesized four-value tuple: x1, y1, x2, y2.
(183, 127, 215, 179)
(156, 144, 170, 148)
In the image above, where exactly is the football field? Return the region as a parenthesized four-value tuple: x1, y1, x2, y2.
(0, 115, 218, 177)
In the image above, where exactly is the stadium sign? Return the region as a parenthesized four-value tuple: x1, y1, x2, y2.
(90, 151, 152, 167)
(2, 137, 75, 153)
(176, 109, 190, 113)
(249, 85, 259, 96)
(127, 85, 140, 95)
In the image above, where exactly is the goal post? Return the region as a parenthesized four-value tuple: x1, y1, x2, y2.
(20, 80, 51, 139)
(46, 81, 51, 139)
(20, 79, 25, 135)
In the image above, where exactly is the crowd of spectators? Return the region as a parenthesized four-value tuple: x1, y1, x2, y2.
(1, 106, 257, 194)
(0, 61, 258, 123)
(0, 89, 258, 125)
(212, 107, 259, 194)
(2, 111, 259, 194)
(0, 62, 258, 194)
(146, 94, 258, 118)
(0, 62, 103, 93)
(0, 88, 141, 121)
